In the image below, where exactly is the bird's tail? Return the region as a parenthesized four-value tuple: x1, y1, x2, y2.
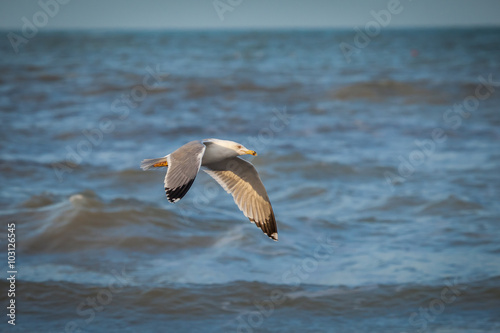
(140, 156, 168, 170)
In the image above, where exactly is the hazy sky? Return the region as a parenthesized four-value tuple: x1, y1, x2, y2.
(1, 0, 499, 30)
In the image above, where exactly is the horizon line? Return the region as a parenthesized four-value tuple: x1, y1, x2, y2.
(1, 23, 499, 32)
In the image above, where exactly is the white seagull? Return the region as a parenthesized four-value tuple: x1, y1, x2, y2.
(141, 139, 278, 241)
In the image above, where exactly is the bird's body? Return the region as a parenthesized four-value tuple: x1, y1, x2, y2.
(141, 139, 278, 241)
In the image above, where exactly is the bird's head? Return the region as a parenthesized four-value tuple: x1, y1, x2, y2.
(206, 139, 257, 157)
(234, 142, 257, 156)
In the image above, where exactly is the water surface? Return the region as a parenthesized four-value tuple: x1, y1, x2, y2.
(0, 28, 499, 332)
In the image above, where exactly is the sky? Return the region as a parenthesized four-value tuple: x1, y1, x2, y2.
(0, 0, 499, 30)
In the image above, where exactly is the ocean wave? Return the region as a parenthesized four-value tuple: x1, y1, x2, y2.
(419, 195, 483, 216)
(37, 74, 63, 82)
(16, 191, 221, 254)
(365, 195, 427, 213)
(0, 158, 67, 176)
(83, 85, 170, 96)
(330, 80, 448, 104)
(183, 78, 298, 98)
(20, 192, 57, 209)
(275, 158, 398, 181)
(7, 276, 499, 332)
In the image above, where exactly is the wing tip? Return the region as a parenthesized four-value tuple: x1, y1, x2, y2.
(164, 179, 195, 203)
(249, 216, 278, 241)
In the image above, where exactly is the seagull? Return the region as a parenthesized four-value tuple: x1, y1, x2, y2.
(141, 139, 278, 241)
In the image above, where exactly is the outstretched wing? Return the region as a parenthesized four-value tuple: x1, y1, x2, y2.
(164, 140, 206, 203)
(203, 157, 278, 241)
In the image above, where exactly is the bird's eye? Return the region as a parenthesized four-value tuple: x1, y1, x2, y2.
(238, 145, 242, 149)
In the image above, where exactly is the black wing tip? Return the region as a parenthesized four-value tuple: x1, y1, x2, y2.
(250, 213, 278, 241)
(266, 211, 278, 241)
(165, 179, 195, 203)
(263, 228, 278, 241)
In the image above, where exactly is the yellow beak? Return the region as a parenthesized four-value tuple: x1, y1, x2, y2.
(244, 149, 257, 156)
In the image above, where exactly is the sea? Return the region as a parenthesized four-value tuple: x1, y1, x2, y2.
(0, 28, 499, 332)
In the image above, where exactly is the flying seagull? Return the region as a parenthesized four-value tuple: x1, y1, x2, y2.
(141, 138, 278, 241)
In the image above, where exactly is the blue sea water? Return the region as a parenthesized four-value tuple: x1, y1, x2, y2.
(0, 28, 500, 332)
